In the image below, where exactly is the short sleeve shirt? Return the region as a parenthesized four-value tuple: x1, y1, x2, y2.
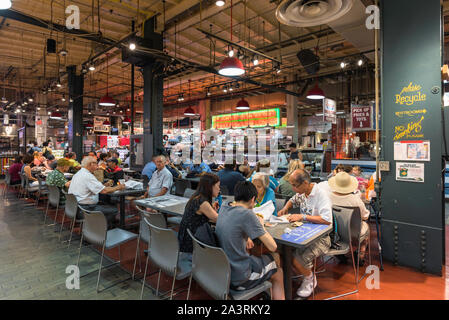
(215, 205, 266, 285)
(289, 182, 333, 224)
(148, 167, 173, 197)
(68, 168, 105, 205)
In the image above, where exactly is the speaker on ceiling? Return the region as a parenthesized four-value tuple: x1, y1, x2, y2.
(47, 39, 56, 53)
(297, 49, 320, 75)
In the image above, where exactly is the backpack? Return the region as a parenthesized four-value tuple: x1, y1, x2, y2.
(194, 223, 219, 247)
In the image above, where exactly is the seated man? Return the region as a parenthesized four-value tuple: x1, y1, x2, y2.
(187, 161, 212, 175)
(278, 169, 332, 299)
(104, 158, 124, 185)
(68, 156, 125, 228)
(165, 157, 182, 179)
(217, 161, 245, 196)
(142, 155, 157, 181)
(46, 158, 71, 202)
(143, 155, 173, 198)
(216, 181, 285, 300)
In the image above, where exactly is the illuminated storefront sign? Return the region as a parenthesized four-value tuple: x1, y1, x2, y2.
(212, 108, 281, 129)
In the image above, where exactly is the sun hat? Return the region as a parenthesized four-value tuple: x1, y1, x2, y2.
(328, 172, 359, 194)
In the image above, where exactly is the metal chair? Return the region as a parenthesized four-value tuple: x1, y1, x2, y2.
(186, 229, 272, 300)
(45, 185, 61, 226)
(174, 178, 192, 197)
(336, 206, 372, 276)
(132, 205, 167, 280)
(315, 206, 361, 300)
(2, 171, 20, 199)
(183, 188, 196, 199)
(35, 175, 48, 206)
(76, 207, 138, 293)
(140, 219, 191, 300)
(60, 193, 84, 245)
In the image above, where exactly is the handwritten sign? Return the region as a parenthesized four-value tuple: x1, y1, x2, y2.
(351, 104, 373, 130)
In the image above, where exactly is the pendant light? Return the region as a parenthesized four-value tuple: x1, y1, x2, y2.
(184, 106, 196, 116)
(0, 0, 12, 10)
(99, 54, 115, 107)
(123, 116, 131, 125)
(236, 98, 250, 110)
(218, 0, 245, 77)
(306, 82, 325, 100)
(103, 119, 111, 127)
(50, 111, 62, 120)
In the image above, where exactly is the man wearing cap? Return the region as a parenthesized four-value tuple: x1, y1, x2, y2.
(46, 158, 72, 202)
(277, 169, 332, 299)
(328, 172, 371, 266)
(104, 158, 124, 185)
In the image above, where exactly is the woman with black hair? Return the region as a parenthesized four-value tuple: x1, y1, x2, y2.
(178, 173, 220, 260)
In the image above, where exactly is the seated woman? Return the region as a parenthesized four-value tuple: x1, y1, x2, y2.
(8, 156, 23, 185)
(278, 160, 305, 199)
(328, 172, 371, 266)
(22, 154, 40, 189)
(248, 159, 279, 192)
(252, 172, 277, 216)
(178, 173, 220, 262)
(33, 151, 45, 167)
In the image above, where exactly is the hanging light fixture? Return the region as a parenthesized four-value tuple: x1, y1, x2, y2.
(184, 106, 196, 116)
(0, 0, 12, 10)
(216, 0, 225, 6)
(99, 54, 116, 107)
(85, 122, 94, 130)
(306, 82, 325, 100)
(123, 116, 131, 125)
(50, 111, 62, 120)
(103, 119, 111, 127)
(218, 0, 245, 77)
(236, 98, 250, 111)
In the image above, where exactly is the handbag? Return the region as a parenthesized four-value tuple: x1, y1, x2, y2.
(194, 223, 219, 247)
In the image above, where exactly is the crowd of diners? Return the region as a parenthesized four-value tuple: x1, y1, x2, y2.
(7, 141, 378, 300)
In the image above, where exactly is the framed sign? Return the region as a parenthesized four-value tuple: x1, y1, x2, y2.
(396, 162, 425, 183)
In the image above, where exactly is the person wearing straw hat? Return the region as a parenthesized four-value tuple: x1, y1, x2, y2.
(328, 172, 371, 266)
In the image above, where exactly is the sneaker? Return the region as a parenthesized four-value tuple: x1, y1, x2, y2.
(296, 274, 317, 298)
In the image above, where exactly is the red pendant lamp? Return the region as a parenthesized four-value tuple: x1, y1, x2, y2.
(85, 122, 94, 129)
(103, 119, 111, 127)
(50, 111, 62, 120)
(184, 106, 196, 116)
(122, 116, 131, 125)
(236, 98, 250, 110)
(306, 82, 325, 100)
(99, 54, 116, 107)
(218, 0, 245, 77)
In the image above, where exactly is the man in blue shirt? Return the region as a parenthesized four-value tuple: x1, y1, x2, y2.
(217, 162, 245, 195)
(142, 155, 157, 180)
(188, 161, 212, 175)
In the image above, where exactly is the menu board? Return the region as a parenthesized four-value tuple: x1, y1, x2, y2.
(212, 108, 281, 130)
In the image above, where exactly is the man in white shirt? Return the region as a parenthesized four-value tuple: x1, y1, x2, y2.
(68, 156, 125, 228)
(278, 169, 332, 299)
(144, 155, 173, 198)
